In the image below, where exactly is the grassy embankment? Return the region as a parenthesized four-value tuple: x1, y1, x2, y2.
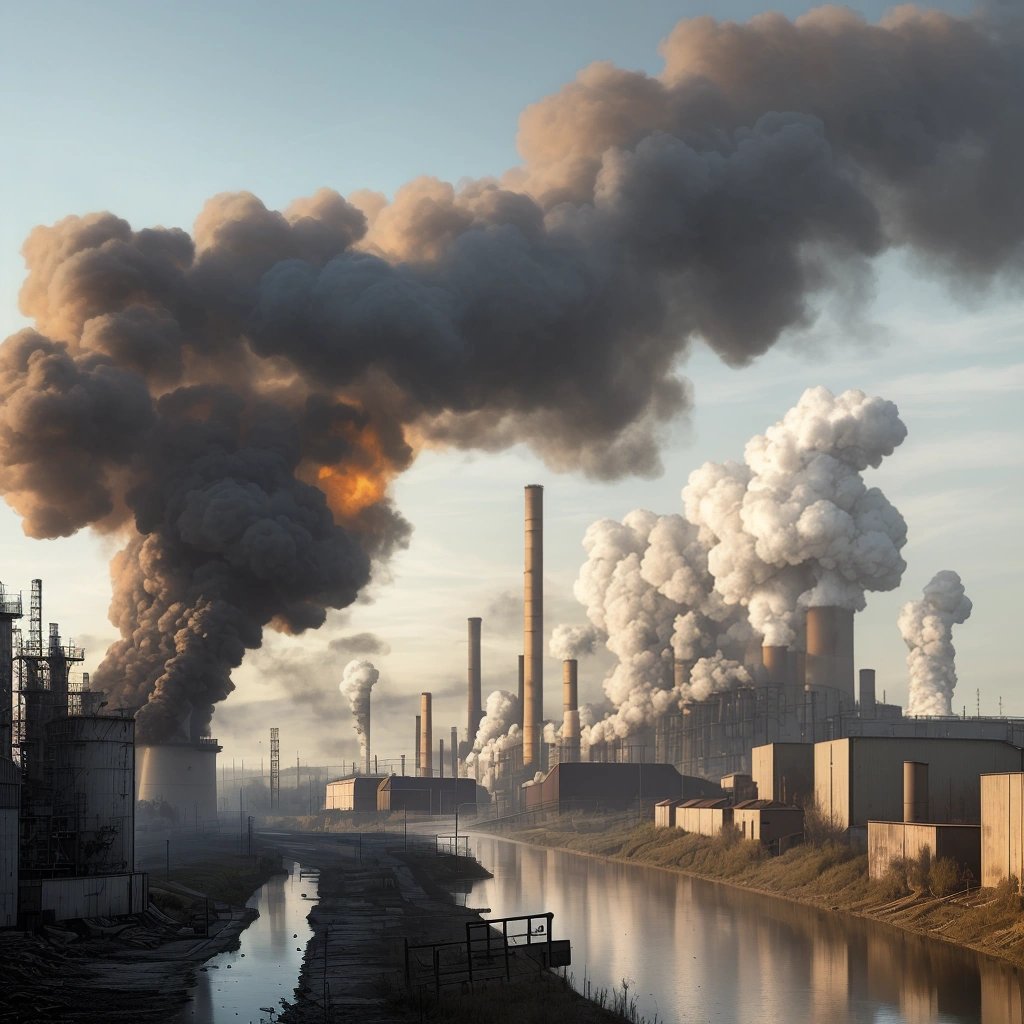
(494, 815, 1024, 968)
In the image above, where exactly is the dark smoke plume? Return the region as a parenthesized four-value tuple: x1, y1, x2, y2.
(0, 7, 1021, 740)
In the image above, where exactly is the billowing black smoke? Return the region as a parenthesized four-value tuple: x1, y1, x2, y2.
(0, 7, 1020, 740)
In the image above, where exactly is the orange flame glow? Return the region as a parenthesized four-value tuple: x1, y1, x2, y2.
(303, 423, 394, 521)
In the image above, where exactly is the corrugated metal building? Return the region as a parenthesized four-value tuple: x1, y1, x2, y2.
(868, 821, 980, 883)
(732, 800, 804, 843)
(325, 775, 387, 812)
(653, 799, 682, 828)
(0, 757, 19, 928)
(752, 742, 815, 806)
(980, 772, 1024, 888)
(814, 738, 1023, 831)
(676, 798, 732, 837)
(19, 873, 148, 923)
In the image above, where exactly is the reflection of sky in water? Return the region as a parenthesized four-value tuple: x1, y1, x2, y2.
(472, 838, 1022, 1024)
(175, 861, 317, 1024)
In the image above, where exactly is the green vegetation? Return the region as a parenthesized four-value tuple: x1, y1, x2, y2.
(158, 853, 284, 908)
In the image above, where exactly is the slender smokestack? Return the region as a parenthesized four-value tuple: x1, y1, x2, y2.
(420, 692, 433, 778)
(450, 725, 458, 778)
(761, 645, 790, 686)
(517, 654, 525, 727)
(562, 659, 580, 763)
(903, 761, 929, 823)
(523, 485, 543, 769)
(804, 606, 854, 705)
(415, 715, 421, 776)
(468, 617, 482, 745)
(860, 668, 877, 717)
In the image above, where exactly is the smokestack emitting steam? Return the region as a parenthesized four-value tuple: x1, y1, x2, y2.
(523, 485, 543, 769)
(804, 606, 855, 703)
(899, 571, 973, 717)
(562, 387, 905, 745)
(419, 692, 432, 777)
(1, 10, 1019, 739)
(339, 658, 378, 774)
(562, 659, 580, 762)
(467, 617, 483, 746)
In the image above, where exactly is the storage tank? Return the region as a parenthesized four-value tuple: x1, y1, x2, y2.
(136, 740, 220, 825)
(49, 715, 135, 874)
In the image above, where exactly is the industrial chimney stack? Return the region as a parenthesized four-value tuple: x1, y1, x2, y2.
(804, 606, 855, 706)
(467, 617, 483, 747)
(562, 659, 580, 762)
(419, 692, 433, 778)
(523, 485, 544, 770)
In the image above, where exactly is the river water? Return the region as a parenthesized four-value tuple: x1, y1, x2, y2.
(470, 836, 1024, 1024)
(174, 860, 318, 1024)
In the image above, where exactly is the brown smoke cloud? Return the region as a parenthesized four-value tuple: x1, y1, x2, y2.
(0, 7, 1020, 741)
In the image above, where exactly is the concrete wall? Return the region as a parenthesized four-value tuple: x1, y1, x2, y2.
(981, 773, 1024, 888)
(814, 738, 1023, 830)
(19, 872, 148, 923)
(734, 806, 804, 843)
(0, 757, 19, 928)
(752, 742, 814, 806)
(868, 821, 981, 882)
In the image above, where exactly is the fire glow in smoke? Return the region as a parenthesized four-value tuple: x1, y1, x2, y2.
(0, 7, 1021, 739)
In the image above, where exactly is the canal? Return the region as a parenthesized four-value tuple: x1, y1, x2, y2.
(470, 835, 1024, 1023)
(174, 860, 318, 1024)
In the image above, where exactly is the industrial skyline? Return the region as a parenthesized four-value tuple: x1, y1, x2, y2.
(0, 0, 1020, 769)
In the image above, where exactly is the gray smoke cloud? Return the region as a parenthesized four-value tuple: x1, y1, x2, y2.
(899, 571, 973, 717)
(329, 632, 391, 656)
(339, 658, 379, 765)
(0, 7, 1019, 739)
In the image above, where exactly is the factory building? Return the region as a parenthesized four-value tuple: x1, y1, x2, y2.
(979, 773, 1024, 888)
(868, 761, 981, 882)
(377, 775, 476, 814)
(752, 742, 815, 807)
(523, 761, 721, 813)
(732, 800, 805, 844)
(654, 799, 683, 828)
(325, 774, 387, 812)
(814, 737, 1022, 835)
(676, 797, 732, 837)
(2, 578, 149, 926)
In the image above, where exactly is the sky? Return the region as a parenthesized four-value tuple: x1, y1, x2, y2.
(2, 0, 1020, 773)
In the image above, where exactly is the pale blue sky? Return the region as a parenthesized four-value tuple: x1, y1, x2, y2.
(3, 0, 1018, 769)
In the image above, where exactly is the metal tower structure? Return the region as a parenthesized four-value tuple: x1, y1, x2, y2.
(270, 727, 280, 809)
(0, 582, 23, 759)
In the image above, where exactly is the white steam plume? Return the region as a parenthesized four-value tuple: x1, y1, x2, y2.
(899, 571, 973, 717)
(684, 387, 908, 644)
(549, 624, 602, 660)
(465, 689, 521, 793)
(339, 658, 379, 767)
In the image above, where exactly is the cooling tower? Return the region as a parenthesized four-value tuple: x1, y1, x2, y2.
(761, 645, 790, 686)
(467, 617, 483, 745)
(860, 668, 877, 717)
(562, 659, 580, 763)
(523, 485, 543, 769)
(804, 606, 855, 705)
(419, 692, 432, 778)
(136, 739, 219, 825)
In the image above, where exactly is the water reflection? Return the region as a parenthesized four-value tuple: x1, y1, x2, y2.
(472, 838, 1020, 1024)
(175, 861, 318, 1024)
